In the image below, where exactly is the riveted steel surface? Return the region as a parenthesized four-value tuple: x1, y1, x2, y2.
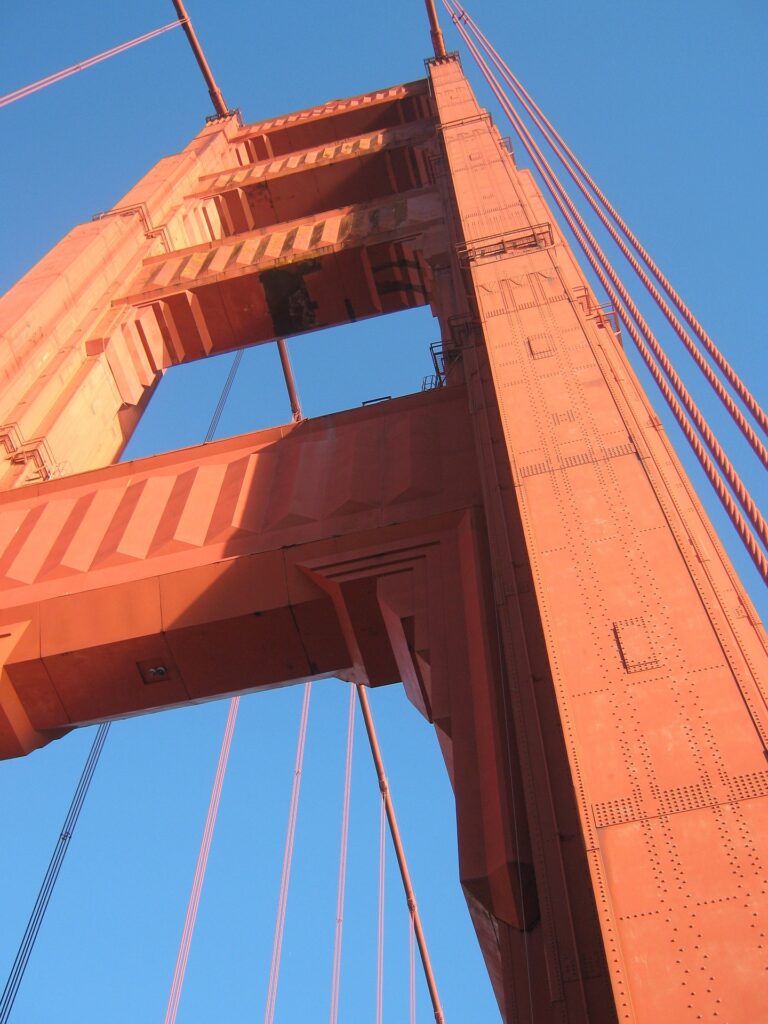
(0, 56, 765, 1024)
(428, 53, 768, 1023)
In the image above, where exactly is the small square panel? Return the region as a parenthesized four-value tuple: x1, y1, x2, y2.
(613, 617, 661, 673)
(527, 332, 555, 359)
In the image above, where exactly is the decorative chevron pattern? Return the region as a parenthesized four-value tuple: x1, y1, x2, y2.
(238, 82, 428, 137)
(116, 189, 443, 304)
(0, 389, 476, 598)
(193, 123, 431, 198)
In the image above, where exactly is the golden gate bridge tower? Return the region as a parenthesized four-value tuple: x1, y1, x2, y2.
(0, 2, 766, 1021)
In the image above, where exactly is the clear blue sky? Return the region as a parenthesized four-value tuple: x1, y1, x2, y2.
(0, 2, 765, 1022)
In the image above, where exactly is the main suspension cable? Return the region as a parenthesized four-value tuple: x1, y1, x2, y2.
(164, 698, 240, 1024)
(264, 682, 313, 1024)
(0, 20, 185, 108)
(355, 685, 445, 1024)
(451, 4, 767, 440)
(447, 7, 768, 582)
(329, 687, 356, 1024)
(0, 723, 110, 1023)
(457, 8, 767, 469)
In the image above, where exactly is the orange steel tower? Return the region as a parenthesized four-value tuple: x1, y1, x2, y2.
(0, 42, 766, 1024)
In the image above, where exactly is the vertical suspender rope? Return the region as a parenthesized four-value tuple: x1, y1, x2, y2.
(409, 915, 417, 1024)
(376, 799, 386, 1024)
(355, 685, 445, 1024)
(446, 7, 768, 584)
(451, 5, 768, 440)
(205, 350, 244, 443)
(163, 347, 246, 1020)
(454, 6, 768, 468)
(264, 682, 313, 1024)
(164, 698, 240, 1024)
(329, 687, 356, 1024)
(0, 722, 111, 1023)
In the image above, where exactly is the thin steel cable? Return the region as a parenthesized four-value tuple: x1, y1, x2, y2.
(0, 723, 110, 1023)
(376, 798, 386, 1024)
(329, 687, 356, 1024)
(455, 5, 768, 468)
(164, 698, 240, 1024)
(204, 350, 245, 443)
(409, 914, 417, 1024)
(163, 347, 246, 1020)
(355, 685, 445, 1023)
(451, 3, 767, 439)
(0, 21, 185, 108)
(264, 682, 312, 1024)
(448, 11, 768, 583)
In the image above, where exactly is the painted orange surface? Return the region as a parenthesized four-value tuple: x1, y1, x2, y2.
(0, 58, 766, 1023)
(0, 386, 478, 737)
(428, 53, 768, 1022)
